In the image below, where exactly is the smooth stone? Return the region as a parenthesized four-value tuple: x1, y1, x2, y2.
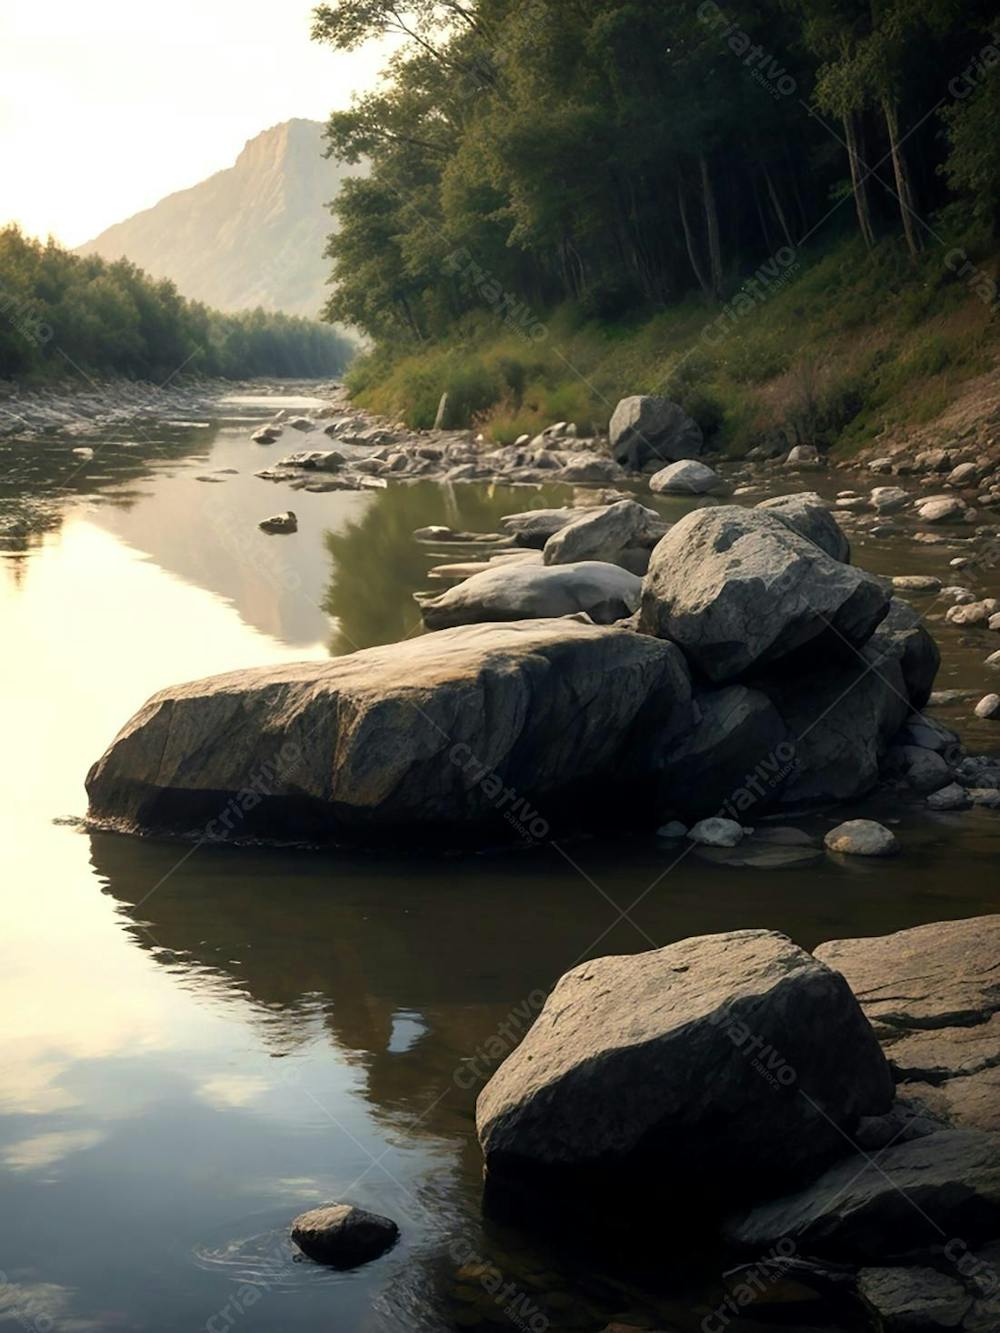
(413, 561, 642, 630)
(919, 496, 967, 523)
(884, 744, 953, 794)
(649, 459, 727, 495)
(785, 444, 820, 466)
(975, 694, 1000, 720)
(687, 817, 745, 847)
(500, 507, 579, 548)
(290, 1204, 398, 1267)
(656, 820, 688, 839)
(892, 575, 942, 594)
(969, 787, 1000, 807)
(824, 819, 899, 857)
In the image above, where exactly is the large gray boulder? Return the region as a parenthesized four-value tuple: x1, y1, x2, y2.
(756, 493, 851, 563)
(816, 916, 1000, 1136)
(867, 597, 941, 709)
(609, 396, 703, 470)
(86, 619, 694, 843)
(726, 1129, 1000, 1259)
(639, 506, 889, 683)
(542, 500, 668, 567)
(476, 930, 893, 1203)
(414, 561, 642, 629)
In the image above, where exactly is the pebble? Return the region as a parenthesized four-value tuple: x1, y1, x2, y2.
(974, 693, 1000, 720)
(687, 818, 746, 848)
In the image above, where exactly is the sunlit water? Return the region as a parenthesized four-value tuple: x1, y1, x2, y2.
(1, 388, 998, 1331)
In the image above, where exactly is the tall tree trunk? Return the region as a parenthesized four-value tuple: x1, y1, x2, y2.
(844, 112, 876, 250)
(764, 165, 795, 248)
(677, 180, 712, 299)
(751, 171, 774, 251)
(700, 154, 724, 297)
(881, 97, 923, 258)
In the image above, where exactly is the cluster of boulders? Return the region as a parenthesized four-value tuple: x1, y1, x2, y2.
(87, 488, 956, 842)
(476, 914, 1000, 1332)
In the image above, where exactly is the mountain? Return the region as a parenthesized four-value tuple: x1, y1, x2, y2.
(77, 120, 362, 318)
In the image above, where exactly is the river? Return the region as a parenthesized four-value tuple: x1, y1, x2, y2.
(1, 386, 998, 1332)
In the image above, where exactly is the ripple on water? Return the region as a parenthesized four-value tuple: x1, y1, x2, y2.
(193, 1224, 365, 1292)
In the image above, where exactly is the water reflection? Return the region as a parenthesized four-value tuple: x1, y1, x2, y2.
(322, 480, 570, 653)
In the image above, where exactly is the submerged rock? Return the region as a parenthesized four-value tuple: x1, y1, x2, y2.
(639, 506, 889, 684)
(290, 1204, 398, 1267)
(687, 817, 745, 847)
(476, 930, 893, 1206)
(414, 561, 642, 629)
(258, 511, 297, 534)
(85, 619, 695, 844)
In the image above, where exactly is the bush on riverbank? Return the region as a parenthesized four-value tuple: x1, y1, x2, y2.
(346, 229, 998, 456)
(0, 226, 356, 384)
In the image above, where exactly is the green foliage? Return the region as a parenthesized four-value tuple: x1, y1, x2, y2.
(0, 226, 355, 384)
(313, 0, 1000, 354)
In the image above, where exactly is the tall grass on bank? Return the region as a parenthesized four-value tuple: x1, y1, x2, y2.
(346, 230, 998, 457)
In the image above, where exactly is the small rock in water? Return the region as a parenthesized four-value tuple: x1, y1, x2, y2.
(926, 783, 972, 811)
(969, 788, 1000, 807)
(656, 820, 688, 839)
(290, 1203, 398, 1268)
(986, 649, 1000, 668)
(824, 820, 899, 858)
(258, 511, 297, 535)
(975, 693, 1000, 720)
(687, 817, 745, 848)
(858, 1266, 973, 1332)
(891, 575, 941, 594)
(72, 446, 95, 460)
(251, 426, 282, 444)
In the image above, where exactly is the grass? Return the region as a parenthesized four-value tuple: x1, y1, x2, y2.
(346, 225, 999, 457)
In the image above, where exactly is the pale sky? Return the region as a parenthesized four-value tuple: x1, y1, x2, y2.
(0, 0, 394, 247)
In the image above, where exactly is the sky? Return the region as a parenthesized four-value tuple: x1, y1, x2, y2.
(0, 0, 394, 247)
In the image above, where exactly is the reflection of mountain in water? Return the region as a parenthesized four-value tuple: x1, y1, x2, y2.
(322, 480, 568, 654)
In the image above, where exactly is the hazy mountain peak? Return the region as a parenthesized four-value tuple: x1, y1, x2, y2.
(77, 120, 362, 318)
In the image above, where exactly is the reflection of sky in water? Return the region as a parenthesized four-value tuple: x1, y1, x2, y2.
(387, 1012, 428, 1054)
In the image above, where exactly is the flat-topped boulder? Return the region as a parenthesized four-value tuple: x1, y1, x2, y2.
(85, 618, 694, 844)
(500, 507, 580, 548)
(414, 561, 642, 629)
(815, 916, 1000, 1135)
(476, 930, 893, 1205)
(638, 506, 889, 683)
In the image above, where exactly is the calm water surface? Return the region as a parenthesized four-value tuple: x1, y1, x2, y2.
(2, 389, 999, 1332)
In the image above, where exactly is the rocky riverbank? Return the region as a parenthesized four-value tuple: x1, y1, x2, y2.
(475, 913, 1000, 1332)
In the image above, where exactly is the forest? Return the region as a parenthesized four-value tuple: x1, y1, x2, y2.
(314, 0, 999, 342)
(0, 225, 355, 383)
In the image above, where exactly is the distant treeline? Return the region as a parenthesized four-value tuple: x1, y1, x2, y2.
(312, 0, 999, 343)
(0, 225, 355, 382)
